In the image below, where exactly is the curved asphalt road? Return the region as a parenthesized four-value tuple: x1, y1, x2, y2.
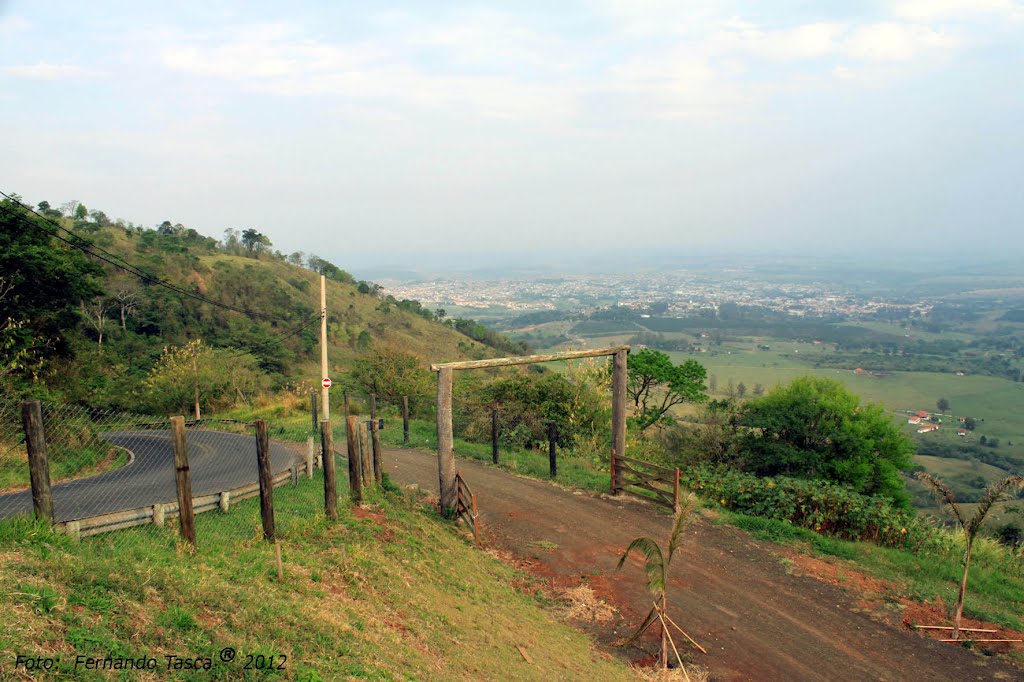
(0, 430, 297, 522)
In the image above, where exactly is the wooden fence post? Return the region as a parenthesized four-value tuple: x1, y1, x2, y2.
(611, 348, 627, 481)
(674, 467, 681, 511)
(170, 416, 196, 546)
(548, 421, 557, 479)
(311, 392, 318, 433)
(320, 419, 338, 521)
(305, 436, 316, 478)
(255, 420, 275, 541)
(402, 396, 410, 444)
(359, 418, 373, 487)
(437, 367, 456, 516)
(370, 394, 383, 485)
(345, 415, 363, 504)
(610, 448, 618, 495)
(491, 408, 499, 465)
(21, 400, 53, 523)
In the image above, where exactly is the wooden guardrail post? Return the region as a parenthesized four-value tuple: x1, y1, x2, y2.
(255, 420, 275, 541)
(170, 416, 196, 546)
(320, 419, 338, 521)
(491, 408, 499, 465)
(21, 400, 54, 523)
(548, 421, 557, 479)
(345, 415, 363, 504)
(610, 449, 618, 495)
(370, 393, 382, 485)
(402, 395, 410, 444)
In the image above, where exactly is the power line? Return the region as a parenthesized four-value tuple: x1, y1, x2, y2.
(0, 192, 291, 322)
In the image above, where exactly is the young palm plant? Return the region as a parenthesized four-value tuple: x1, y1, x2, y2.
(916, 472, 1024, 640)
(617, 493, 702, 674)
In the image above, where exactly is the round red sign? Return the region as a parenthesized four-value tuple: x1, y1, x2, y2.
(322, 377, 332, 389)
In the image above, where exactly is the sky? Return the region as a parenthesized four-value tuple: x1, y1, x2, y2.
(2, 1, 1023, 270)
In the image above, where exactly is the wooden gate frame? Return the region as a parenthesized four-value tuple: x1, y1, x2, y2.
(431, 346, 629, 515)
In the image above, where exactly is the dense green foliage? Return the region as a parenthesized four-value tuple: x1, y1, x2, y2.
(682, 464, 925, 548)
(737, 377, 915, 505)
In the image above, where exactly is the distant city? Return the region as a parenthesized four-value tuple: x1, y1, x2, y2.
(378, 269, 933, 319)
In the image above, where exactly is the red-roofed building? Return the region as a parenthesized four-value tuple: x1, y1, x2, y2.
(917, 424, 940, 434)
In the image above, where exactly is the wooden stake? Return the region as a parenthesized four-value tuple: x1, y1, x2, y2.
(491, 408, 499, 465)
(359, 418, 373, 487)
(170, 416, 196, 547)
(663, 611, 707, 654)
(656, 605, 689, 681)
(21, 400, 53, 523)
(255, 419, 275, 541)
(275, 540, 283, 582)
(515, 646, 533, 664)
(915, 626, 997, 633)
(548, 421, 557, 479)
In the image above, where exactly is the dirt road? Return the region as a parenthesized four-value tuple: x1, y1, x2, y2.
(384, 446, 1019, 681)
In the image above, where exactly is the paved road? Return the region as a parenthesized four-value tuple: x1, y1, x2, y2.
(384, 446, 1020, 682)
(0, 430, 297, 522)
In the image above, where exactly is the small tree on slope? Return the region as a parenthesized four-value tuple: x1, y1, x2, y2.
(916, 472, 1024, 640)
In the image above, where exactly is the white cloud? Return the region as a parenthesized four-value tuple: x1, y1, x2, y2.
(888, 0, 1024, 22)
(0, 62, 89, 79)
(0, 15, 30, 37)
(842, 23, 955, 61)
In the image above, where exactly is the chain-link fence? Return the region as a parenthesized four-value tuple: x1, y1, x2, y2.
(0, 398, 396, 553)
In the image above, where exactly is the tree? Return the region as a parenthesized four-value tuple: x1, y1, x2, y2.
(737, 382, 747, 399)
(617, 495, 701, 671)
(752, 383, 764, 396)
(241, 229, 271, 256)
(80, 300, 112, 350)
(739, 376, 915, 505)
(937, 397, 950, 413)
(708, 374, 717, 393)
(0, 196, 101, 362)
(626, 349, 707, 432)
(348, 344, 431, 409)
(143, 340, 265, 418)
(74, 203, 89, 221)
(113, 282, 140, 330)
(964, 417, 976, 431)
(917, 473, 1023, 639)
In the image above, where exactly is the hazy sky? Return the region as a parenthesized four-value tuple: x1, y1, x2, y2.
(2, 1, 1022, 268)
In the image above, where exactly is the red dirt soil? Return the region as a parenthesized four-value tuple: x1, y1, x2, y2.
(385, 447, 1022, 680)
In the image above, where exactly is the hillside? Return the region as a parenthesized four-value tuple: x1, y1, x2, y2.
(0, 197, 514, 412)
(0, 483, 632, 681)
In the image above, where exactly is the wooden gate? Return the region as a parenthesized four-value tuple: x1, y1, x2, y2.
(454, 470, 480, 546)
(611, 451, 680, 511)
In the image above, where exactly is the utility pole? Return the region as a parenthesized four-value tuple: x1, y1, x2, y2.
(320, 275, 330, 421)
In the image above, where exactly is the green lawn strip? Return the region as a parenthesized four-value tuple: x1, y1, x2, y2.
(0, 440, 132, 492)
(716, 510, 1024, 631)
(0, 477, 632, 681)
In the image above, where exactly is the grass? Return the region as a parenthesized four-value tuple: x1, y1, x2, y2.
(0, 474, 633, 681)
(0, 440, 131, 493)
(716, 510, 1024, 632)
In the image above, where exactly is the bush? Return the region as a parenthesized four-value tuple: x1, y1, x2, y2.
(681, 464, 929, 549)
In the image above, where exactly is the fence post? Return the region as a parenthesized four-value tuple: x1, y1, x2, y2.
(673, 467, 680, 511)
(170, 416, 196, 547)
(370, 394, 382, 485)
(305, 436, 316, 478)
(255, 420, 275, 541)
(21, 400, 53, 523)
(320, 419, 338, 521)
(402, 395, 410, 445)
(345, 415, 363, 504)
(548, 421, 557, 479)
(491, 408, 499, 465)
(611, 349, 628, 476)
(437, 367, 456, 516)
(311, 392, 318, 433)
(610, 448, 618, 495)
